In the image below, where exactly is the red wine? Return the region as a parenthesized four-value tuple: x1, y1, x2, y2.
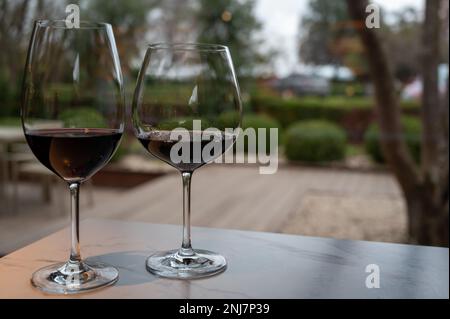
(25, 128, 122, 182)
(138, 130, 235, 172)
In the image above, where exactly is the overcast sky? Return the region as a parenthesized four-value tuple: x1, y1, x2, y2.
(255, 0, 424, 76)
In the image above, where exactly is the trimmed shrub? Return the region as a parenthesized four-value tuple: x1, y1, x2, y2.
(216, 111, 241, 130)
(110, 137, 143, 163)
(240, 114, 281, 154)
(364, 125, 384, 163)
(109, 142, 127, 163)
(284, 120, 347, 163)
(365, 116, 421, 164)
(217, 112, 280, 154)
(59, 108, 107, 128)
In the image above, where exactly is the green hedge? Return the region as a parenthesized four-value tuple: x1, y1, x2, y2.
(251, 94, 420, 128)
(284, 120, 347, 163)
(156, 117, 213, 131)
(0, 117, 21, 127)
(0, 70, 20, 117)
(252, 95, 357, 126)
(330, 82, 366, 96)
(364, 116, 421, 164)
(59, 108, 107, 128)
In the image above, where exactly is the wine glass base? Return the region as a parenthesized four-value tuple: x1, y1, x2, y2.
(31, 260, 119, 294)
(146, 249, 227, 279)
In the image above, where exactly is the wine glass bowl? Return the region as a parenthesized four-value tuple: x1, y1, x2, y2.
(133, 43, 242, 279)
(22, 20, 124, 294)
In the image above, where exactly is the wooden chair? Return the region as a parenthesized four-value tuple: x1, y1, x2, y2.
(0, 143, 35, 213)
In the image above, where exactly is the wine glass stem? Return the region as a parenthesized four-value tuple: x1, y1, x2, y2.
(69, 182, 81, 263)
(180, 172, 194, 256)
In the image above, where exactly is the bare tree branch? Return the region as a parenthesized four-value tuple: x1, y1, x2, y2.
(421, 0, 443, 187)
(346, 0, 421, 193)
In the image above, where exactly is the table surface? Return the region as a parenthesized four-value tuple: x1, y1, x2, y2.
(0, 219, 448, 299)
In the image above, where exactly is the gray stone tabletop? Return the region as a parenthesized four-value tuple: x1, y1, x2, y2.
(0, 219, 448, 299)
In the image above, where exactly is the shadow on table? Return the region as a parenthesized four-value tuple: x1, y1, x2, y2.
(86, 250, 158, 287)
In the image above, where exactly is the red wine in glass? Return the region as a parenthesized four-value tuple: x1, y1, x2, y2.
(137, 130, 235, 172)
(25, 128, 122, 182)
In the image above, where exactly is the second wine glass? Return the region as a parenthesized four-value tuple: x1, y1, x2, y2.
(132, 43, 242, 279)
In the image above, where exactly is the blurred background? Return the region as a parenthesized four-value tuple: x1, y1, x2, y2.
(0, 0, 448, 255)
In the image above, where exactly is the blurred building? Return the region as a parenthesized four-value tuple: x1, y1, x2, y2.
(402, 64, 449, 100)
(272, 73, 331, 97)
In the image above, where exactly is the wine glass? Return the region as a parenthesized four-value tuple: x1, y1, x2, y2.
(132, 43, 242, 279)
(21, 20, 125, 294)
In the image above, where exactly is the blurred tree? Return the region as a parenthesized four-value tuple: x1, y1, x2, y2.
(300, 0, 446, 85)
(347, 0, 449, 246)
(439, 0, 449, 65)
(196, 0, 267, 76)
(298, 0, 354, 74)
(151, 0, 198, 44)
(380, 8, 422, 84)
(0, 0, 63, 116)
(0, 0, 31, 85)
(81, 0, 161, 74)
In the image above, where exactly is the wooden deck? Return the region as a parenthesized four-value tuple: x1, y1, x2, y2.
(85, 164, 405, 237)
(1, 164, 407, 255)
